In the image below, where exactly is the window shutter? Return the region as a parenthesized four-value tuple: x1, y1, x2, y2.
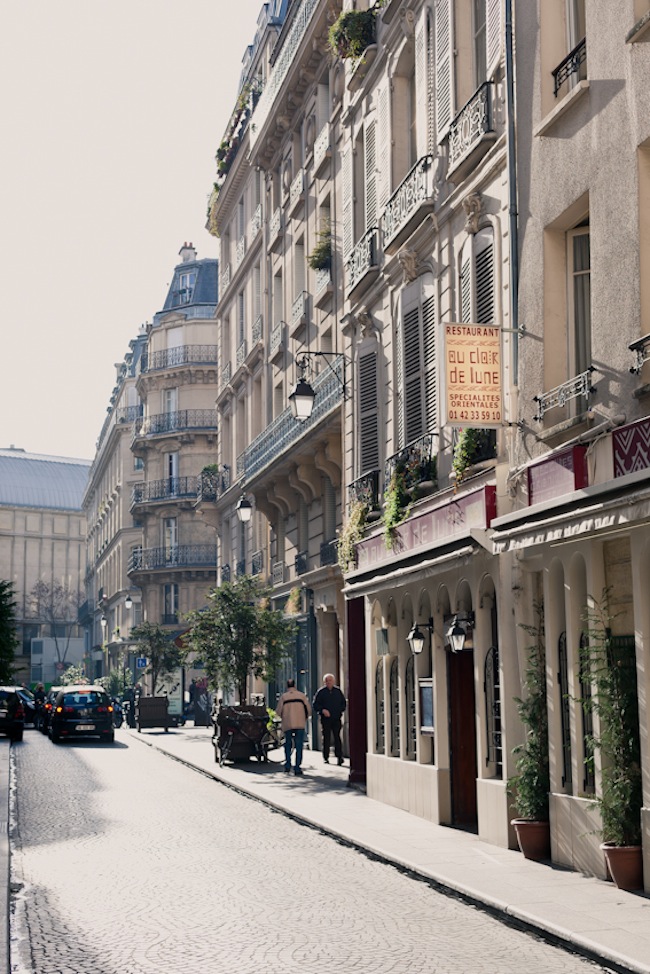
(364, 120, 377, 230)
(486, 0, 502, 77)
(422, 284, 437, 432)
(377, 84, 391, 209)
(359, 349, 380, 473)
(404, 303, 423, 443)
(415, 12, 428, 158)
(342, 146, 353, 257)
(434, 0, 454, 142)
(253, 265, 261, 318)
(475, 232, 494, 323)
(460, 257, 472, 322)
(317, 83, 330, 132)
(395, 316, 404, 448)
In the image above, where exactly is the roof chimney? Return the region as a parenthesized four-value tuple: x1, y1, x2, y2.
(179, 242, 197, 263)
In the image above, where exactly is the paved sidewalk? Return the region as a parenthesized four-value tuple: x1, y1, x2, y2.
(0, 742, 8, 974)
(129, 724, 650, 974)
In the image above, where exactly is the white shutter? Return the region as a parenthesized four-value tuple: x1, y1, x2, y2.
(435, 0, 454, 142)
(422, 280, 437, 432)
(475, 231, 494, 324)
(377, 83, 391, 209)
(364, 120, 377, 230)
(414, 12, 428, 158)
(342, 145, 353, 257)
(253, 265, 261, 318)
(317, 83, 330, 131)
(486, 0, 501, 78)
(359, 350, 380, 474)
(395, 314, 404, 448)
(404, 303, 423, 443)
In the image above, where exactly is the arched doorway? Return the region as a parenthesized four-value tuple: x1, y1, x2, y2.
(447, 582, 478, 830)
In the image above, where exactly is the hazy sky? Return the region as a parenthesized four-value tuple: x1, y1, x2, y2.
(0, 0, 266, 461)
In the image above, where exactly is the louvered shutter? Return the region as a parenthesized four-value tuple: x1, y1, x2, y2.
(414, 12, 428, 158)
(377, 84, 391, 209)
(359, 350, 380, 473)
(253, 264, 261, 318)
(435, 0, 454, 142)
(475, 233, 494, 323)
(342, 146, 353, 257)
(395, 315, 404, 447)
(486, 0, 501, 77)
(365, 120, 377, 231)
(460, 257, 472, 322)
(422, 281, 437, 432)
(404, 303, 423, 444)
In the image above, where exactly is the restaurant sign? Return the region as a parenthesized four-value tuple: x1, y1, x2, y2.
(444, 323, 503, 428)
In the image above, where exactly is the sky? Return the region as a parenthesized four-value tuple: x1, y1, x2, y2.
(0, 0, 266, 461)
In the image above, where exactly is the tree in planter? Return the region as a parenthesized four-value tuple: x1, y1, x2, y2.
(580, 595, 642, 850)
(0, 580, 19, 683)
(130, 621, 187, 697)
(184, 575, 296, 705)
(508, 604, 550, 859)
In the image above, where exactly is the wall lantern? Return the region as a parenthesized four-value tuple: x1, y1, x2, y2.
(407, 618, 434, 655)
(124, 594, 133, 610)
(236, 494, 253, 522)
(445, 612, 475, 653)
(289, 351, 348, 421)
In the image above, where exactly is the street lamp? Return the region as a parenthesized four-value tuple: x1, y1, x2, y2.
(125, 594, 133, 610)
(288, 351, 348, 421)
(445, 612, 475, 653)
(236, 494, 253, 522)
(407, 618, 434, 655)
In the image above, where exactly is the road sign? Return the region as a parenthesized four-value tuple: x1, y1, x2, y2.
(136, 657, 148, 669)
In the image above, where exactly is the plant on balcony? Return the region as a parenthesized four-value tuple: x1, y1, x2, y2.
(452, 428, 496, 483)
(328, 5, 379, 61)
(184, 575, 296, 705)
(216, 136, 241, 178)
(508, 603, 550, 860)
(285, 587, 302, 616)
(307, 223, 332, 271)
(382, 466, 410, 550)
(337, 499, 368, 573)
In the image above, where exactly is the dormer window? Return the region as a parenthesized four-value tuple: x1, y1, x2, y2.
(178, 271, 196, 304)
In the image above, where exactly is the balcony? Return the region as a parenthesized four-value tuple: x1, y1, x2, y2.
(196, 465, 231, 503)
(127, 544, 218, 575)
(384, 433, 438, 494)
(629, 333, 650, 375)
(140, 345, 218, 373)
(270, 321, 285, 363)
(320, 540, 337, 567)
(220, 361, 232, 392)
(268, 207, 284, 252)
(251, 550, 264, 576)
(295, 551, 308, 576)
(237, 356, 345, 482)
(382, 156, 436, 252)
(448, 82, 496, 176)
(133, 409, 217, 442)
(236, 559, 247, 577)
(348, 469, 380, 513)
(131, 476, 198, 509)
(291, 290, 308, 337)
(533, 367, 597, 422)
(221, 564, 231, 583)
(288, 169, 305, 216)
(252, 314, 263, 345)
(235, 236, 247, 267)
(220, 262, 231, 291)
(346, 228, 380, 298)
(313, 123, 331, 175)
(314, 267, 333, 308)
(272, 561, 286, 586)
(236, 339, 248, 369)
(249, 204, 263, 240)
(552, 38, 587, 97)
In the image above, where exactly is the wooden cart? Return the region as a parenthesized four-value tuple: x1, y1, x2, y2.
(135, 695, 169, 732)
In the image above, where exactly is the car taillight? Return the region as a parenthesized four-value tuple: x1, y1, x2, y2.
(45, 703, 52, 712)
(15, 704, 24, 718)
(55, 706, 63, 713)
(64, 706, 75, 713)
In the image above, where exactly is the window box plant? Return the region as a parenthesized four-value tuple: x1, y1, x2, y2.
(328, 6, 378, 61)
(307, 223, 332, 271)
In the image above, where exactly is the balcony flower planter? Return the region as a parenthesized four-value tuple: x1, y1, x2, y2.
(328, 6, 378, 61)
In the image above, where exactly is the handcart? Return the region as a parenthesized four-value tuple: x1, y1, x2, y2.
(213, 704, 279, 766)
(135, 695, 169, 732)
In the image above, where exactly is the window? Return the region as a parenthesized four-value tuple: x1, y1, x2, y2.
(568, 223, 591, 377)
(165, 452, 178, 491)
(579, 632, 595, 794)
(358, 347, 380, 475)
(484, 645, 502, 776)
(375, 661, 385, 754)
(397, 275, 437, 447)
(405, 656, 417, 760)
(179, 271, 195, 304)
(163, 518, 178, 561)
(134, 456, 144, 472)
(238, 291, 246, 346)
(558, 631, 573, 789)
(389, 657, 400, 757)
(459, 227, 495, 325)
(163, 388, 178, 415)
(473, 0, 487, 86)
(163, 584, 179, 625)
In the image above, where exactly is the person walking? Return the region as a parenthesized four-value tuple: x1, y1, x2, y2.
(313, 673, 346, 766)
(276, 678, 311, 776)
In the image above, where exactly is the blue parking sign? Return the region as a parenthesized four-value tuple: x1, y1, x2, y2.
(136, 657, 148, 669)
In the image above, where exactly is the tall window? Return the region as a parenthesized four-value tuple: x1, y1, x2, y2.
(484, 645, 502, 776)
(405, 655, 417, 760)
(460, 228, 495, 325)
(397, 275, 437, 447)
(179, 271, 195, 304)
(375, 661, 385, 754)
(568, 224, 591, 376)
(473, 0, 487, 85)
(558, 631, 573, 790)
(389, 657, 400, 757)
(358, 346, 380, 474)
(163, 518, 178, 562)
(165, 452, 178, 493)
(163, 584, 179, 625)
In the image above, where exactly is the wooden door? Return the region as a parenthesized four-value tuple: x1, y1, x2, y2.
(448, 650, 478, 829)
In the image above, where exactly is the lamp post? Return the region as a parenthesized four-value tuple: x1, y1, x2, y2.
(288, 351, 348, 421)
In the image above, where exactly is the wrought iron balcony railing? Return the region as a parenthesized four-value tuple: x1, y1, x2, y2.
(249, 0, 320, 151)
(249, 203, 263, 239)
(313, 123, 331, 172)
(382, 156, 435, 248)
(221, 564, 231, 583)
(295, 551, 308, 575)
(272, 561, 285, 586)
(161, 614, 178, 626)
(252, 314, 263, 344)
(533, 367, 597, 422)
(346, 228, 379, 295)
(384, 433, 438, 493)
(289, 169, 305, 211)
(236, 339, 248, 369)
(270, 321, 285, 358)
(131, 477, 198, 507)
(127, 544, 218, 574)
(251, 550, 263, 576)
(236, 236, 247, 267)
(552, 38, 587, 97)
(140, 345, 218, 373)
(220, 361, 232, 390)
(292, 291, 307, 328)
(220, 263, 231, 291)
(348, 469, 380, 510)
(236, 559, 247, 577)
(629, 333, 650, 374)
(269, 207, 283, 248)
(320, 540, 337, 567)
(315, 267, 332, 296)
(448, 82, 494, 172)
(237, 355, 345, 481)
(196, 465, 231, 503)
(133, 409, 217, 439)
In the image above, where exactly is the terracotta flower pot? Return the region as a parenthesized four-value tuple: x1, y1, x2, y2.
(601, 843, 644, 891)
(511, 819, 551, 861)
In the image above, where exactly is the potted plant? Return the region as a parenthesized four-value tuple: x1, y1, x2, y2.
(452, 428, 496, 483)
(509, 605, 551, 861)
(328, 7, 378, 61)
(382, 466, 410, 550)
(580, 594, 644, 890)
(307, 223, 332, 271)
(337, 499, 368, 573)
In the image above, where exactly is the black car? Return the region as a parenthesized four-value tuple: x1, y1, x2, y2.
(49, 686, 115, 744)
(15, 687, 37, 726)
(0, 687, 25, 742)
(40, 686, 62, 735)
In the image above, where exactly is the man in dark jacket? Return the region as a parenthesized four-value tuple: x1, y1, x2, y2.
(313, 673, 346, 766)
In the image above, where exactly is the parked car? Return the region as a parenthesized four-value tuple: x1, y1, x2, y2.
(40, 687, 63, 735)
(0, 687, 25, 742)
(15, 687, 37, 726)
(49, 686, 115, 744)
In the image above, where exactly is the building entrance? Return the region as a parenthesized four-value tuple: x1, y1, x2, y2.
(448, 650, 478, 829)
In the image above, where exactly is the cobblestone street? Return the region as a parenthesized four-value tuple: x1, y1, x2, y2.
(10, 729, 610, 974)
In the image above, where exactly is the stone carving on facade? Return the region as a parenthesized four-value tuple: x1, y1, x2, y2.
(356, 309, 377, 338)
(398, 248, 418, 284)
(399, 8, 416, 36)
(462, 193, 482, 234)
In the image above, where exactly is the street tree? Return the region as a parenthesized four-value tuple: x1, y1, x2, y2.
(130, 621, 186, 695)
(184, 575, 296, 704)
(0, 580, 19, 682)
(29, 580, 83, 667)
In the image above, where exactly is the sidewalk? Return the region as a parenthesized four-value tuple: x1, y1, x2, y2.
(130, 724, 650, 974)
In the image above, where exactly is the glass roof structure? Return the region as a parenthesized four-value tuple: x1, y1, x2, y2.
(0, 449, 91, 511)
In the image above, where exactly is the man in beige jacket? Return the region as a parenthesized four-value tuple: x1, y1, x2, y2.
(276, 678, 311, 776)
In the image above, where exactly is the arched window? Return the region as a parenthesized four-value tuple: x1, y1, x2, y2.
(579, 631, 595, 794)
(558, 631, 573, 789)
(484, 645, 502, 777)
(389, 657, 400, 757)
(375, 661, 385, 755)
(405, 655, 417, 760)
